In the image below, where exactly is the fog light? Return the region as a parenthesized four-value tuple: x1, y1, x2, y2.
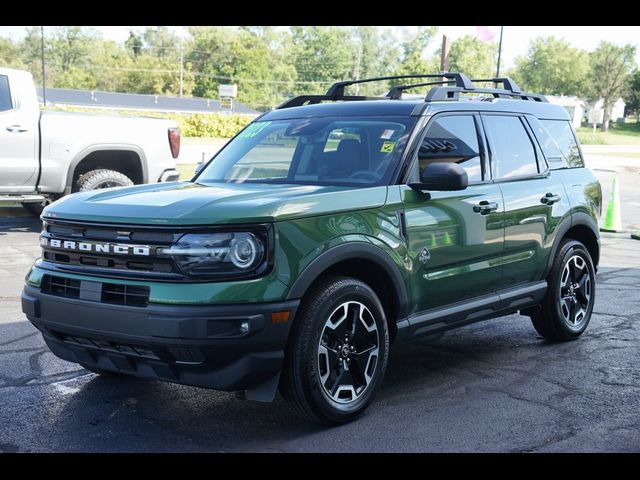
(240, 321, 250, 334)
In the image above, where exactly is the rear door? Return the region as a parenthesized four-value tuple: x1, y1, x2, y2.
(481, 114, 570, 288)
(0, 73, 38, 190)
(401, 113, 504, 313)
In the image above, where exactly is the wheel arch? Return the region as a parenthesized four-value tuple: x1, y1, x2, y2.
(65, 144, 148, 193)
(544, 212, 600, 277)
(286, 242, 409, 343)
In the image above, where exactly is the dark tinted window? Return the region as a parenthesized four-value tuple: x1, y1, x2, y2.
(420, 115, 482, 182)
(541, 119, 583, 168)
(484, 115, 538, 179)
(0, 75, 12, 112)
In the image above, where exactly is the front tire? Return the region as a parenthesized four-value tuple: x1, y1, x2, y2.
(280, 276, 389, 424)
(529, 239, 596, 341)
(76, 169, 133, 192)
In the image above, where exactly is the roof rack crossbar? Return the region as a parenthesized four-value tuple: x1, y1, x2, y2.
(276, 94, 388, 110)
(386, 80, 456, 100)
(471, 77, 522, 94)
(425, 86, 548, 103)
(325, 73, 475, 97)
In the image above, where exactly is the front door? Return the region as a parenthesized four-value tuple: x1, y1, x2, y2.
(481, 114, 570, 289)
(402, 113, 504, 315)
(0, 74, 38, 191)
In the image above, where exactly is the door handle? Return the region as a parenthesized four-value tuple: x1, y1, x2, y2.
(6, 125, 29, 133)
(540, 192, 561, 205)
(473, 200, 499, 215)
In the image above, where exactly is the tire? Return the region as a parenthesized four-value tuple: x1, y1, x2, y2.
(76, 169, 133, 192)
(280, 275, 389, 424)
(529, 239, 596, 341)
(22, 202, 47, 216)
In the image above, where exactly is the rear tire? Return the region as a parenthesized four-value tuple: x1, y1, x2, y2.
(280, 276, 389, 424)
(22, 202, 47, 216)
(76, 169, 133, 192)
(529, 239, 596, 341)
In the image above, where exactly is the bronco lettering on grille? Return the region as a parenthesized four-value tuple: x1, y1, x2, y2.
(41, 237, 151, 256)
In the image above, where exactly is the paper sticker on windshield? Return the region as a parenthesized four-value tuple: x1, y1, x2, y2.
(239, 121, 272, 139)
(380, 129, 395, 139)
(380, 141, 395, 153)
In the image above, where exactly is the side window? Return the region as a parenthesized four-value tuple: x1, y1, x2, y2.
(540, 119, 584, 168)
(0, 75, 13, 112)
(484, 115, 538, 179)
(420, 115, 483, 183)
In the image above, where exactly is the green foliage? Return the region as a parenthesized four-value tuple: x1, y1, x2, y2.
(511, 37, 589, 96)
(392, 27, 439, 81)
(624, 70, 640, 115)
(588, 41, 636, 130)
(447, 35, 496, 79)
(0, 37, 25, 69)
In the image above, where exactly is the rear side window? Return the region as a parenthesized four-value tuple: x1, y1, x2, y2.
(540, 120, 584, 168)
(483, 115, 538, 179)
(0, 75, 13, 112)
(419, 115, 483, 182)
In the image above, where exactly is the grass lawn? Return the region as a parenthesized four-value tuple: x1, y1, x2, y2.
(577, 122, 640, 145)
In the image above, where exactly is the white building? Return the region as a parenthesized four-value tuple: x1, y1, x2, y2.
(590, 98, 626, 124)
(546, 95, 585, 129)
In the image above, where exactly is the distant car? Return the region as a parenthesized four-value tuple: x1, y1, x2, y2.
(0, 68, 180, 214)
(23, 73, 602, 424)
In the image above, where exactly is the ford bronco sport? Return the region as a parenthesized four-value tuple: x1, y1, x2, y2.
(22, 74, 602, 424)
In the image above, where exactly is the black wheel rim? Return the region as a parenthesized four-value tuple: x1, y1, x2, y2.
(317, 301, 380, 404)
(559, 254, 591, 329)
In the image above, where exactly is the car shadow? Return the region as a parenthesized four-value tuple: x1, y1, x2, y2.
(0, 208, 41, 234)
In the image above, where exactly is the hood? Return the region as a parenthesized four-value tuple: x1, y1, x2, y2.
(43, 181, 388, 225)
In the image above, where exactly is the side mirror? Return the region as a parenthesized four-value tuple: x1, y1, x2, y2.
(194, 162, 206, 175)
(409, 162, 468, 192)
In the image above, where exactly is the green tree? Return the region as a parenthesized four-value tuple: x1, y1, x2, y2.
(125, 31, 143, 57)
(0, 37, 24, 69)
(350, 26, 401, 95)
(624, 70, 640, 116)
(512, 37, 589, 96)
(447, 35, 495, 79)
(142, 26, 179, 58)
(290, 26, 355, 95)
(393, 26, 438, 80)
(589, 41, 636, 131)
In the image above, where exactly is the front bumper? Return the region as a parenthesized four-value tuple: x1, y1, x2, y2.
(158, 168, 181, 182)
(22, 285, 298, 401)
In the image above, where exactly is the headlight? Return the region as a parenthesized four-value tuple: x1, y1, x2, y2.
(158, 232, 266, 278)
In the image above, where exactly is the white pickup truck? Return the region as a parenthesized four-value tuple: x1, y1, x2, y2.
(0, 68, 181, 214)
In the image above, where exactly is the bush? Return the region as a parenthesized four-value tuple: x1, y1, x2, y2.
(46, 105, 253, 138)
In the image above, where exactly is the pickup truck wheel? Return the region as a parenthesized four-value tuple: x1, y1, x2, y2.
(76, 169, 133, 191)
(280, 276, 389, 424)
(529, 239, 596, 342)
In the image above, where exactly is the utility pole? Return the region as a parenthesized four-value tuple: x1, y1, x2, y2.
(179, 40, 184, 97)
(495, 26, 504, 77)
(353, 37, 362, 95)
(440, 35, 451, 72)
(40, 26, 46, 106)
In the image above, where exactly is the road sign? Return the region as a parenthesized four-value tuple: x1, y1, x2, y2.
(218, 84, 238, 98)
(589, 108, 604, 125)
(220, 96, 233, 113)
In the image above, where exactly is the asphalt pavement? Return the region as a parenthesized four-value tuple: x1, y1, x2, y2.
(1, 163, 639, 452)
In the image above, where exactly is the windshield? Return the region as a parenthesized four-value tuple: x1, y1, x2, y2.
(195, 116, 416, 187)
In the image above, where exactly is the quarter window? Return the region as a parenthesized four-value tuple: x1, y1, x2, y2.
(419, 115, 483, 182)
(540, 119, 584, 168)
(484, 115, 538, 179)
(0, 75, 12, 112)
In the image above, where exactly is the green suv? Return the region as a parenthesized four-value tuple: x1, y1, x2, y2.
(22, 74, 602, 424)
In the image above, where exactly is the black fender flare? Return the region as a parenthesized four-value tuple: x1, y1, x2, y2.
(286, 242, 409, 319)
(544, 212, 599, 277)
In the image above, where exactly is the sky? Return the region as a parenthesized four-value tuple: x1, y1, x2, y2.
(1, 25, 639, 70)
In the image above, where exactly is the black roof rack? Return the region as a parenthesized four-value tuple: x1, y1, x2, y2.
(276, 73, 547, 109)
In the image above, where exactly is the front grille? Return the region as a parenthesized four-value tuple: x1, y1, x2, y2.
(41, 219, 180, 278)
(42, 274, 150, 307)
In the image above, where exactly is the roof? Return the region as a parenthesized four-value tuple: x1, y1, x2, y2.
(36, 87, 260, 115)
(262, 97, 570, 121)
